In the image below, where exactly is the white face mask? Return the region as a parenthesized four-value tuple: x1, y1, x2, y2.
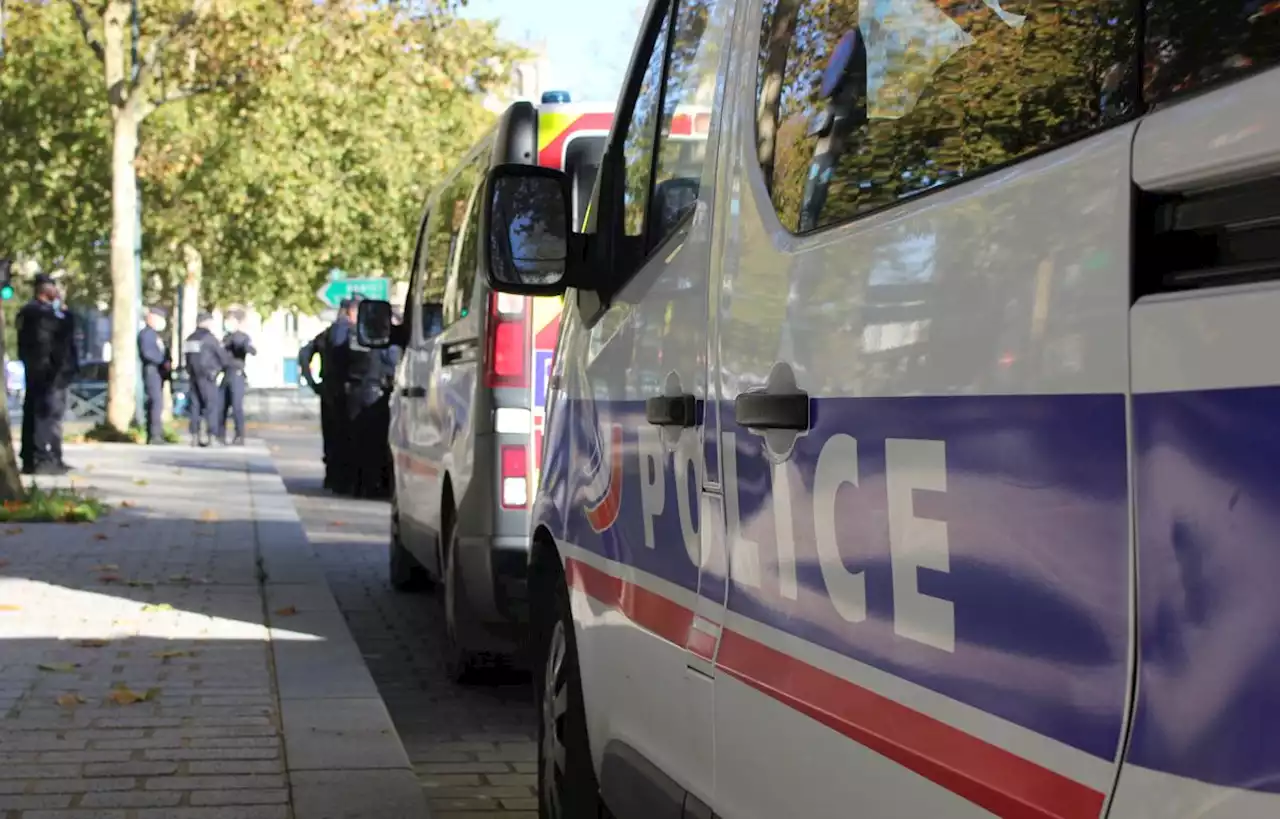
(156, 319, 167, 333)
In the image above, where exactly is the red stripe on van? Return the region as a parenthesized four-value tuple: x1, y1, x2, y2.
(564, 557, 1105, 819)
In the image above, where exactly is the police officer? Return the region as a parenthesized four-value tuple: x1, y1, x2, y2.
(137, 307, 171, 445)
(298, 325, 334, 488)
(299, 298, 356, 492)
(331, 296, 366, 496)
(348, 309, 398, 498)
(369, 308, 405, 498)
(49, 282, 78, 470)
(16, 274, 74, 475)
(183, 312, 230, 447)
(219, 310, 256, 445)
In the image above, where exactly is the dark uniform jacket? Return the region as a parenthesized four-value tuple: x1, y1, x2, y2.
(138, 327, 171, 380)
(183, 327, 230, 380)
(223, 331, 256, 374)
(17, 299, 76, 387)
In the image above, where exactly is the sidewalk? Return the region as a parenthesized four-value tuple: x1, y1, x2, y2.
(0, 442, 428, 818)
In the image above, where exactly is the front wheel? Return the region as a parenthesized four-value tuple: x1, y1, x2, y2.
(538, 563, 603, 819)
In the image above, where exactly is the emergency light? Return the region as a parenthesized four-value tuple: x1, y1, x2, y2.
(541, 90, 571, 104)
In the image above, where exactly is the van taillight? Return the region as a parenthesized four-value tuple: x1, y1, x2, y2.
(486, 292, 529, 388)
(500, 444, 528, 509)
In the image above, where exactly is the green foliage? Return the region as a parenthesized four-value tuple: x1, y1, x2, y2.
(0, 2, 112, 302)
(1, 0, 521, 312)
(0, 485, 109, 523)
(138, 2, 522, 310)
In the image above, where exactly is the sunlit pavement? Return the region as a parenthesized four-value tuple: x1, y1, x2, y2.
(0, 441, 426, 818)
(259, 423, 540, 818)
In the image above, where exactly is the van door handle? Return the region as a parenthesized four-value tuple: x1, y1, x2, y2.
(734, 391, 810, 431)
(646, 394, 698, 428)
(401, 385, 426, 398)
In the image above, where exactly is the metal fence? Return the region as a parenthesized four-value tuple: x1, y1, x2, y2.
(9, 384, 319, 426)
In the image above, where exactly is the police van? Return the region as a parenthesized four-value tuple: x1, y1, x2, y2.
(468, 0, 1280, 816)
(367, 93, 614, 681)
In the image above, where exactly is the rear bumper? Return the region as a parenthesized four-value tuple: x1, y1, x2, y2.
(456, 534, 531, 648)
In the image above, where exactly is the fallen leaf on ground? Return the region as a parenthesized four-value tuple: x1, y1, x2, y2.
(273, 605, 298, 617)
(0, 604, 21, 612)
(150, 649, 193, 659)
(106, 686, 158, 705)
(133, 479, 148, 486)
(91, 564, 119, 572)
(198, 509, 219, 522)
(99, 575, 121, 584)
(329, 521, 346, 527)
(93, 533, 109, 541)
(141, 603, 174, 613)
(75, 639, 111, 648)
(120, 500, 136, 508)
(56, 693, 86, 708)
(168, 574, 192, 583)
(3, 528, 20, 535)
(124, 579, 155, 589)
(38, 662, 80, 673)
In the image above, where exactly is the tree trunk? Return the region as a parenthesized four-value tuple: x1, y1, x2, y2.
(0, 307, 25, 501)
(756, 0, 801, 191)
(104, 1, 140, 431)
(181, 245, 201, 343)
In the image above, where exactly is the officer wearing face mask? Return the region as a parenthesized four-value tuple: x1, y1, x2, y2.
(137, 306, 172, 445)
(183, 312, 230, 447)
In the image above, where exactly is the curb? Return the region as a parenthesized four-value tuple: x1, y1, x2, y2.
(244, 440, 430, 819)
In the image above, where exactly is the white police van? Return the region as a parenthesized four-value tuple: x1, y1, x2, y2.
(473, 0, 1280, 816)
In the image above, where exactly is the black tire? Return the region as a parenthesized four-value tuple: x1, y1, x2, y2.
(389, 492, 430, 592)
(442, 505, 483, 684)
(537, 561, 603, 819)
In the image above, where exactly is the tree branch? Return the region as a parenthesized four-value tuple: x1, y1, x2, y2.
(64, 0, 106, 62)
(140, 74, 242, 120)
(130, 0, 211, 95)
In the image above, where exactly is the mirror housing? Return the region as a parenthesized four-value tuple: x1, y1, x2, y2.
(420, 302, 443, 340)
(480, 163, 573, 297)
(356, 300, 393, 349)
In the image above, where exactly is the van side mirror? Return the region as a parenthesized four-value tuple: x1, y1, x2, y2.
(481, 164, 572, 296)
(421, 301, 443, 339)
(356, 300, 393, 349)
(652, 177, 700, 236)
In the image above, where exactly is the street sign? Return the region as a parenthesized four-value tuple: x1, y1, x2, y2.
(316, 277, 389, 308)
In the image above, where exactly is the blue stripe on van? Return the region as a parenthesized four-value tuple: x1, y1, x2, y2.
(1128, 386, 1280, 792)
(552, 392, 1131, 761)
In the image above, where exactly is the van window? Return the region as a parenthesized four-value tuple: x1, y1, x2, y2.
(419, 206, 449, 342)
(755, 0, 1140, 233)
(432, 147, 489, 328)
(1144, 0, 1280, 106)
(621, 7, 673, 240)
(651, 0, 723, 242)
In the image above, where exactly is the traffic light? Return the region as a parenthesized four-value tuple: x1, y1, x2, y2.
(0, 259, 13, 301)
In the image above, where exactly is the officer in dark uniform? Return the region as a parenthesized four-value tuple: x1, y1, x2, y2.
(370, 308, 405, 498)
(299, 298, 356, 491)
(219, 310, 256, 445)
(49, 282, 78, 470)
(183, 312, 230, 447)
(299, 325, 334, 488)
(330, 296, 365, 495)
(16, 274, 73, 475)
(137, 307, 171, 445)
(348, 311, 399, 499)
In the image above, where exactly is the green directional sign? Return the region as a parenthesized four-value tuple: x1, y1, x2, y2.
(316, 277, 389, 308)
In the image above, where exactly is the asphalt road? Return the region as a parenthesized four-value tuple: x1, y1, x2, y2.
(259, 423, 539, 818)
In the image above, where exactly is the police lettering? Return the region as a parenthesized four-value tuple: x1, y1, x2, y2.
(635, 431, 955, 654)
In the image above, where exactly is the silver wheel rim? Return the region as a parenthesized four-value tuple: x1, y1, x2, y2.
(541, 620, 569, 818)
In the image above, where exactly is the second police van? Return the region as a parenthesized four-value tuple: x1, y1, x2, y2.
(378, 93, 613, 680)
(466, 0, 1280, 817)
